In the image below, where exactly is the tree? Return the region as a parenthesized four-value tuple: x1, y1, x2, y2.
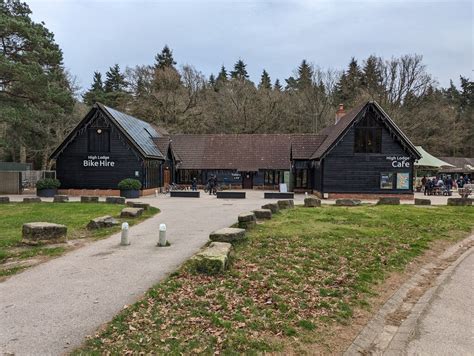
(361, 55, 383, 99)
(296, 60, 313, 89)
(230, 59, 249, 80)
(155, 45, 177, 70)
(216, 65, 228, 83)
(83, 71, 106, 105)
(274, 79, 282, 92)
(104, 64, 127, 92)
(334, 57, 363, 107)
(258, 70, 272, 90)
(0, 0, 76, 168)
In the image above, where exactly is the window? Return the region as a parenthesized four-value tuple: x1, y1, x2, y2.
(354, 115, 382, 153)
(88, 128, 110, 152)
(295, 169, 308, 188)
(380, 172, 394, 189)
(263, 170, 284, 185)
(177, 170, 200, 184)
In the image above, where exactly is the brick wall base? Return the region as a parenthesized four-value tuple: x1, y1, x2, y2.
(57, 188, 157, 197)
(327, 192, 414, 200)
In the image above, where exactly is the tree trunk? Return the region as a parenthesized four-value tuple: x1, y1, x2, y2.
(19, 145, 27, 163)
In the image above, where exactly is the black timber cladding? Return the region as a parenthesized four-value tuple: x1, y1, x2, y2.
(51, 104, 164, 189)
(320, 103, 418, 194)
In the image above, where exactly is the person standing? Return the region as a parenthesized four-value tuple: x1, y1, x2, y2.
(191, 177, 197, 191)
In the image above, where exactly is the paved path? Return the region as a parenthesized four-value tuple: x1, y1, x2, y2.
(0, 191, 301, 355)
(406, 250, 474, 355)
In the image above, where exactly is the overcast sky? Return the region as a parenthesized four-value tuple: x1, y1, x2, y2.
(28, 0, 473, 92)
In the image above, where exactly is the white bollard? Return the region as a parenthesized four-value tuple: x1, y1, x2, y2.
(305, 192, 308, 198)
(158, 223, 167, 246)
(121, 222, 130, 246)
(155, 189, 158, 197)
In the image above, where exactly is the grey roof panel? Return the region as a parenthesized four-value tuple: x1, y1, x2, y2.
(102, 105, 164, 158)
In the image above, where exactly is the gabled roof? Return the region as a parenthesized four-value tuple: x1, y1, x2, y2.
(311, 101, 421, 160)
(169, 134, 326, 171)
(99, 104, 164, 159)
(51, 104, 165, 160)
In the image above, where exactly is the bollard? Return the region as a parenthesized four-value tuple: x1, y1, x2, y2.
(305, 192, 308, 198)
(158, 223, 167, 246)
(121, 222, 130, 246)
(155, 189, 158, 198)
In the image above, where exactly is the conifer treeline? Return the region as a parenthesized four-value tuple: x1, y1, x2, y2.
(83, 46, 473, 157)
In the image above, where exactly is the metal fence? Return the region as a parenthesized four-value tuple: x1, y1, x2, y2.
(0, 170, 56, 194)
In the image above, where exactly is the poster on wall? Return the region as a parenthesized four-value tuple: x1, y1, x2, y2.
(380, 172, 394, 189)
(397, 173, 410, 190)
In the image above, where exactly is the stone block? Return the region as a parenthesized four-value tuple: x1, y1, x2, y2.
(22, 222, 67, 245)
(209, 227, 246, 243)
(53, 195, 69, 203)
(447, 198, 473, 206)
(304, 197, 321, 207)
(277, 200, 294, 209)
(23, 197, 42, 203)
(81, 196, 99, 203)
(0, 197, 10, 204)
(87, 215, 119, 229)
(262, 203, 279, 214)
(253, 209, 272, 220)
(414, 198, 431, 206)
(335, 199, 361, 206)
(120, 207, 144, 218)
(105, 196, 125, 204)
(191, 242, 232, 275)
(126, 201, 150, 210)
(377, 197, 400, 205)
(238, 212, 256, 222)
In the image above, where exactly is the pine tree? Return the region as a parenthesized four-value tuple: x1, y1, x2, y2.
(155, 45, 177, 70)
(104, 64, 126, 92)
(258, 69, 272, 90)
(216, 65, 228, 83)
(362, 55, 383, 98)
(83, 71, 106, 105)
(274, 79, 282, 91)
(209, 74, 216, 86)
(334, 57, 363, 107)
(296, 59, 313, 89)
(230, 59, 249, 80)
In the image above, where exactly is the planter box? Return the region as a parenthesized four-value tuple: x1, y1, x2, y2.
(37, 188, 57, 198)
(216, 191, 246, 199)
(264, 192, 294, 199)
(170, 191, 200, 198)
(120, 189, 140, 199)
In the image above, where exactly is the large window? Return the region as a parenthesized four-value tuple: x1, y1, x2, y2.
(295, 169, 308, 188)
(88, 128, 110, 152)
(177, 170, 201, 184)
(263, 170, 284, 185)
(354, 115, 382, 153)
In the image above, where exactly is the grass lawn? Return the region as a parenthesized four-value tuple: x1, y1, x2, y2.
(0, 202, 159, 276)
(76, 205, 473, 355)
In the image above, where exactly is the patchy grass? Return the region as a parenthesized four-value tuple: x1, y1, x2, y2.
(76, 205, 473, 354)
(0, 202, 159, 271)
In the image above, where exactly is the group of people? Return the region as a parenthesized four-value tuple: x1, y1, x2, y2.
(190, 175, 218, 195)
(422, 175, 471, 196)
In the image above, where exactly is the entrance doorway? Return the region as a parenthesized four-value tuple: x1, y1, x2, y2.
(242, 172, 253, 189)
(163, 168, 171, 187)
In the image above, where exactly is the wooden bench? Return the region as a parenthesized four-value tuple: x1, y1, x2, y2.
(264, 192, 294, 199)
(170, 191, 200, 198)
(216, 191, 246, 199)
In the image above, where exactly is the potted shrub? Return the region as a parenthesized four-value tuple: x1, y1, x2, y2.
(36, 178, 61, 197)
(118, 178, 142, 199)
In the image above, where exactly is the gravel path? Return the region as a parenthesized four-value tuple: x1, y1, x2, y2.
(0, 192, 298, 355)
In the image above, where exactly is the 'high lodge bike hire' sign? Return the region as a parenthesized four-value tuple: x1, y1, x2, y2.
(83, 155, 116, 167)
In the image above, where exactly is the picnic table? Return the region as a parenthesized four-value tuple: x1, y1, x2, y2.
(458, 184, 473, 199)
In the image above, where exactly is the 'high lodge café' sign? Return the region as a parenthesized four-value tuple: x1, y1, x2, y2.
(50, 101, 422, 199)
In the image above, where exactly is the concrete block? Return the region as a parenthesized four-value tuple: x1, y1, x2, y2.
(120, 207, 144, 218)
(191, 242, 232, 275)
(80, 196, 99, 203)
(53, 195, 69, 203)
(253, 209, 272, 220)
(105, 196, 125, 204)
(126, 201, 150, 210)
(304, 197, 321, 207)
(335, 199, 361, 206)
(377, 197, 401, 205)
(87, 215, 119, 229)
(277, 200, 294, 209)
(209, 227, 246, 243)
(23, 197, 42, 203)
(262, 203, 279, 214)
(22, 222, 67, 245)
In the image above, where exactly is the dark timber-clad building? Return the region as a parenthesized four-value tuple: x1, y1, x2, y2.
(51, 101, 421, 198)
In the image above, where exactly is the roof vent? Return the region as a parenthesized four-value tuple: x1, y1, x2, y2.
(335, 103, 345, 124)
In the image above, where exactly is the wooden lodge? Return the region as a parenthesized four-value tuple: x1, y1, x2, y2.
(50, 101, 421, 198)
